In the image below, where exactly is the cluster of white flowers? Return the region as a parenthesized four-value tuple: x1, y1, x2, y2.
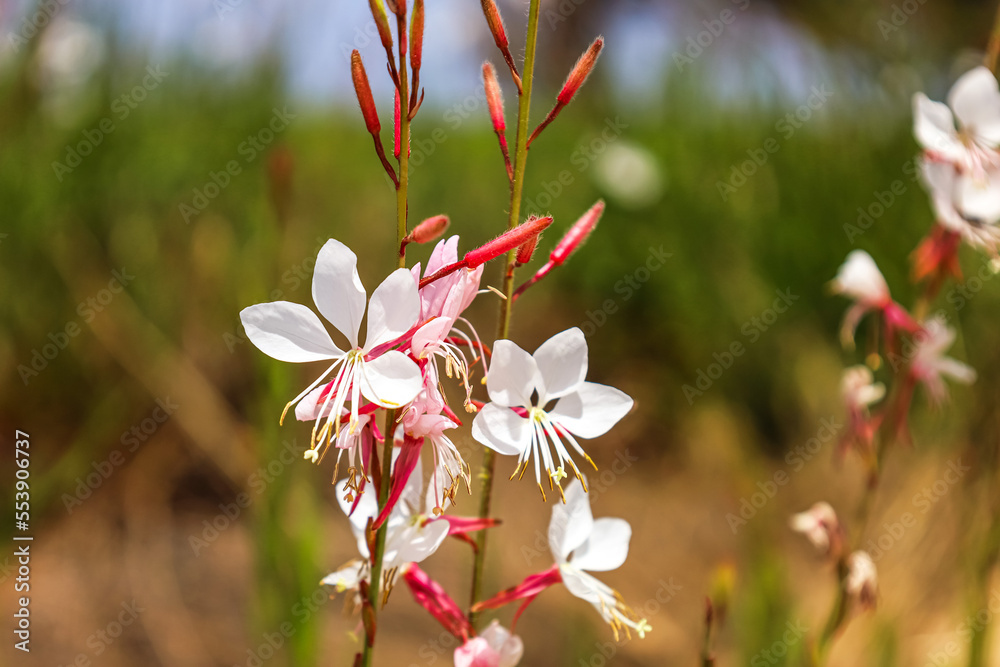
(240, 224, 643, 662)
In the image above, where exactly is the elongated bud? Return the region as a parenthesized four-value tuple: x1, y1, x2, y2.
(351, 51, 380, 135)
(551, 200, 604, 265)
(409, 215, 450, 244)
(483, 62, 505, 132)
(480, 0, 509, 51)
(558, 37, 603, 106)
(410, 0, 424, 73)
(369, 0, 393, 52)
(359, 580, 377, 644)
(464, 216, 553, 268)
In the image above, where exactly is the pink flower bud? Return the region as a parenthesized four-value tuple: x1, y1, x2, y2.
(516, 221, 542, 266)
(464, 216, 553, 268)
(351, 51, 380, 136)
(410, 215, 450, 244)
(550, 200, 604, 266)
(483, 62, 505, 133)
(558, 37, 603, 106)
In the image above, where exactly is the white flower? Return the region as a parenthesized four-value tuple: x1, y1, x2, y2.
(240, 239, 423, 458)
(845, 551, 878, 611)
(322, 454, 450, 596)
(911, 316, 976, 404)
(914, 66, 1000, 174)
(471, 328, 633, 497)
(830, 250, 890, 306)
(549, 479, 649, 640)
(789, 502, 842, 557)
(841, 366, 885, 412)
(453, 621, 524, 667)
(921, 160, 1000, 253)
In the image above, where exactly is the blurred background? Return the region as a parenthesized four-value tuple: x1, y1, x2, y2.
(3, 0, 1000, 665)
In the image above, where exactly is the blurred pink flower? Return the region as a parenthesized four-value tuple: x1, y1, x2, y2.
(453, 621, 523, 667)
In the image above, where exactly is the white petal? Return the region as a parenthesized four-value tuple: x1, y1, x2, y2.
(949, 66, 1000, 145)
(487, 340, 538, 407)
(411, 316, 452, 357)
(913, 93, 964, 160)
(481, 621, 523, 667)
(956, 171, 1000, 224)
(559, 565, 607, 606)
(471, 403, 531, 456)
(936, 357, 977, 385)
(830, 250, 890, 305)
(294, 385, 337, 421)
(394, 519, 449, 566)
(321, 560, 365, 592)
(313, 239, 367, 348)
(533, 327, 588, 403)
(358, 351, 422, 409)
(365, 268, 421, 350)
(570, 518, 631, 572)
(240, 302, 342, 362)
(336, 479, 378, 539)
(550, 382, 633, 439)
(548, 479, 593, 563)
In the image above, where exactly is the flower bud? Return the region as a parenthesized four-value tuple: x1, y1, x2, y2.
(845, 551, 878, 611)
(464, 216, 553, 268)
(483, 62, 505, 133)
(410, 0, 425, 74)
(368, 0, 393, 52)
(410, 215, 450, 244)
(480, 0, 509, 52)
(351, 50, 380, 136)
(558, 37, 603, 106)
(550, 200, 604, 266)
(515, 220, 542, 265)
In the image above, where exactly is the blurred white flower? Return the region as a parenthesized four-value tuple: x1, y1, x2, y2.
(910, 316, 976, 405)
(593, 141, 664, 208)
(841, 366, 885, 411)
(845, 551, 878, 611)
(831, 251, 916, 348)
(914, 66, 1000, 175)
(789, 501, 842, 557)
(921, 160, 1000, 253)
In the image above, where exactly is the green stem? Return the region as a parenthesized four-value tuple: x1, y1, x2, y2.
(468, 0, 542, 628)
(813, 559, 849, 666)
(361, 16, 411, 665)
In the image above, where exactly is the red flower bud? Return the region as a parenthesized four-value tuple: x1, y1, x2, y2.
(351, 50, 380, 136)
(410, 215, 450, 244)
(464, 216, 553, 268)
(558, 37, 603, 106)
(483, 62, 505, 133)
(550, 200, 604, 265)
(480, 0, 509, 51)
(368, 0, 393, 52)
(410, 0, 425, 74)
(516, 219, 542, 265)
